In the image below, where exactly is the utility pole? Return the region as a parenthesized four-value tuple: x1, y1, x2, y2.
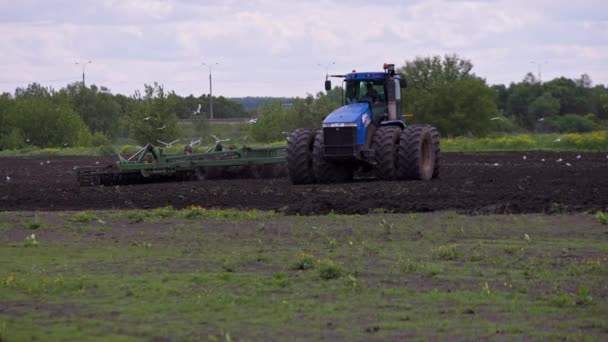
(318, 61, 336, 78)
(75, 60, 92, 87)
(202, 62, 219, 119)
(530, 60, 548, 83)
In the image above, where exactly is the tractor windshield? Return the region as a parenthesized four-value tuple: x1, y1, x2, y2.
(345, 80, 385, 105)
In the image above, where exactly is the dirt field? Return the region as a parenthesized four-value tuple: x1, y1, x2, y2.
(1, 151, 607, 214)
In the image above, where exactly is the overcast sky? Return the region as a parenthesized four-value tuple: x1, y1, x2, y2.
(0, 0, 606, 97)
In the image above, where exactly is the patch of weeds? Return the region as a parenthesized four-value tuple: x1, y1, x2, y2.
(318, 259, 345, 280)
(361, 240, 379, 256)
(221, 258, 237, 273)
(552, 285, 593, 307)
(291, 252, 315, 270)
(127, 206, 176, 222)
(325, 236, 337, 251)
(503, 246, 517, 255)
(398, 257, 443, 276)
(548, 202, 568, 214)
(180, 206, 278, 221)
(379, 218, 393, 239)
(595, 209, 608, 225)
(24, 233, 39, 247)
(481, 282, 491, 297)
(65, 211, 99, 223)
(369, 208, 393, 214)
(23, 215, 44, 230)
(431, 244, 460, 261)
(131, 241, 152, 249)
(469, 245, 485, 262)
(270, 272, 290, 288)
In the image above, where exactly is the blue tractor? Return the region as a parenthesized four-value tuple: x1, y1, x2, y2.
(287, 63, 440, 184)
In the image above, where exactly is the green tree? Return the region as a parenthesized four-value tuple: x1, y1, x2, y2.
(128, 83, 179, 144)
(59, 83, 124, 138)
(399, 54, 498, 136)
(528, 92, 560, 120)
(2, 96, 91, 148)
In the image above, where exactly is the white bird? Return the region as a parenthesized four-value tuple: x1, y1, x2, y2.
(538, 117, 545, 122)
(63, 143, 68, 147)
(95, 161, 99, 165)
(157, 125, 166, 130)
(248, 118, 258, 124)
(492, 162, 500, 166)
(73, 166, 79, 170)
(25, 138, 30, 143)
(193, 104, 201, 115)
(490, 117, 504, 121)
(556, 158, 563, 163)
(6, 176, 10, 182)
(541, 158, 546, 162)
(46, 160, 50, 164)
(40, 162, 44, 165)
(576, 155, 581, 159)
(157, 139, 179, 148)
(565, 162, 572, 167)
(143, 116, 153, 121)
(523, 156, 527, 160)
(553, 137, 561, 142)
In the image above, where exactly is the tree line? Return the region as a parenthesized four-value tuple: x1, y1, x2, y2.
(0, 82, 248, 149)
(1, 54, 607, 149)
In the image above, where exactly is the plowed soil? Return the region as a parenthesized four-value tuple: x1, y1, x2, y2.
(1, 152, 607, 214)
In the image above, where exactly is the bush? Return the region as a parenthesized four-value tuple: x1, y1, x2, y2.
(549, 114, 594, 133)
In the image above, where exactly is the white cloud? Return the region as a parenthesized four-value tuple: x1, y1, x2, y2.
(0, 0, 606, 96)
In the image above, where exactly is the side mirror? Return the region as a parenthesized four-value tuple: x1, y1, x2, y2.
(399, 78, 408, 89)
(325, 80, 331, 91)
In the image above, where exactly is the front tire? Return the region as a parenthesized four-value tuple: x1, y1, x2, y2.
(397, 125, 437, 180)
(287, 129, 316, 184)
(371, 126, 402, 180)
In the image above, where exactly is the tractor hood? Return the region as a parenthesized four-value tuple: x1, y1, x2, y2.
(322, 103, 370, 126)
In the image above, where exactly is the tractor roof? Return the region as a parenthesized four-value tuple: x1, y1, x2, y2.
(345, 72, 401, 81)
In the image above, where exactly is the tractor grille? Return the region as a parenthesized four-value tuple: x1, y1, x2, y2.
(323, 126, 357, 157)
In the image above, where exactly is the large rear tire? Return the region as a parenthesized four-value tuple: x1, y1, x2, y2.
(397, 124, 437, 180)
(371, 126, 402, 180)
(313, 132, 353, 183)
(287, 128, 316, 184)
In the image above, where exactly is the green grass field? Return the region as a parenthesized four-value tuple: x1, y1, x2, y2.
(1, 209, 607, 341)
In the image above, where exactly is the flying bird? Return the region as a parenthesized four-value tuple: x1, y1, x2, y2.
(565, 162, 572, 167)
(538, 117, 544, 122)
(157, 125, 167, 130)
(193, 104, 201, 115)
(576, 155, 581, 159)
(490, 117, 504, 121)
(157, 139, 179, 148)
(143, 116, 153, 121)
(553, 137, 561, 142)
(556, 158, 563, 163)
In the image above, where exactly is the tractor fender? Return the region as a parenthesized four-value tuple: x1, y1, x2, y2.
(380, 120, 405, 130)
